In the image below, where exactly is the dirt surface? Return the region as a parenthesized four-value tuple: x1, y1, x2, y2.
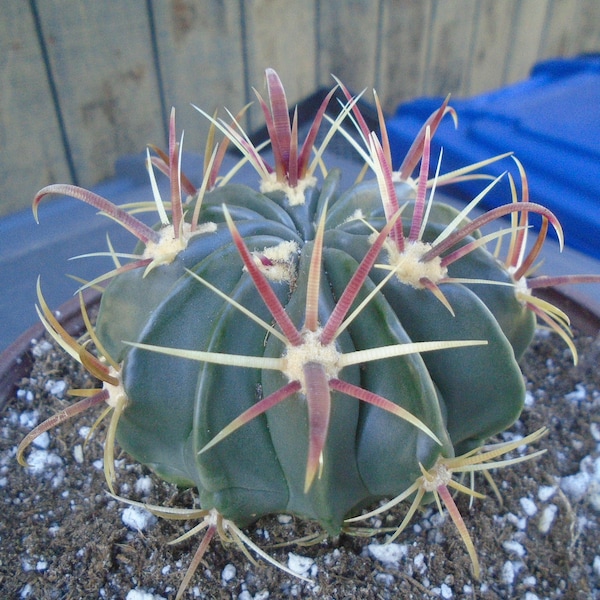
(1, 329, 599, 600)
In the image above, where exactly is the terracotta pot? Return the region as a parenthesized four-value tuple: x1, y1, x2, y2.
(1, 284, 599, 598)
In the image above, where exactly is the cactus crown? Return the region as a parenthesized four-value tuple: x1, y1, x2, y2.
(19, 69, 600, 598)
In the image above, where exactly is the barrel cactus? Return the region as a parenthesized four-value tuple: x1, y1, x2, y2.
(18, 69, 597, 597)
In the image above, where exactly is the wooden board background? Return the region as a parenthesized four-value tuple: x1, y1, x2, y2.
(2, 0, 599, 215)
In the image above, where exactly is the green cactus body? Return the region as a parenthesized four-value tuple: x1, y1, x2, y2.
(94, 168, 527, 533)
(25, 70, 584, 594)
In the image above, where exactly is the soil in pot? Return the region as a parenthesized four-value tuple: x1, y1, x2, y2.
(1, 325, 599, 599)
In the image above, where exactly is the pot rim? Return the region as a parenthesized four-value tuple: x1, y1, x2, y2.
(0, 288, 101, 410)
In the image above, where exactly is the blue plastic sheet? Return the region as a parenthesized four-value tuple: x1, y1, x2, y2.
(387, 56, 600, 260)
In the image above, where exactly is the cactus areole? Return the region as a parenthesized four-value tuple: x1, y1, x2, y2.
(22, 69, 596, 594)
